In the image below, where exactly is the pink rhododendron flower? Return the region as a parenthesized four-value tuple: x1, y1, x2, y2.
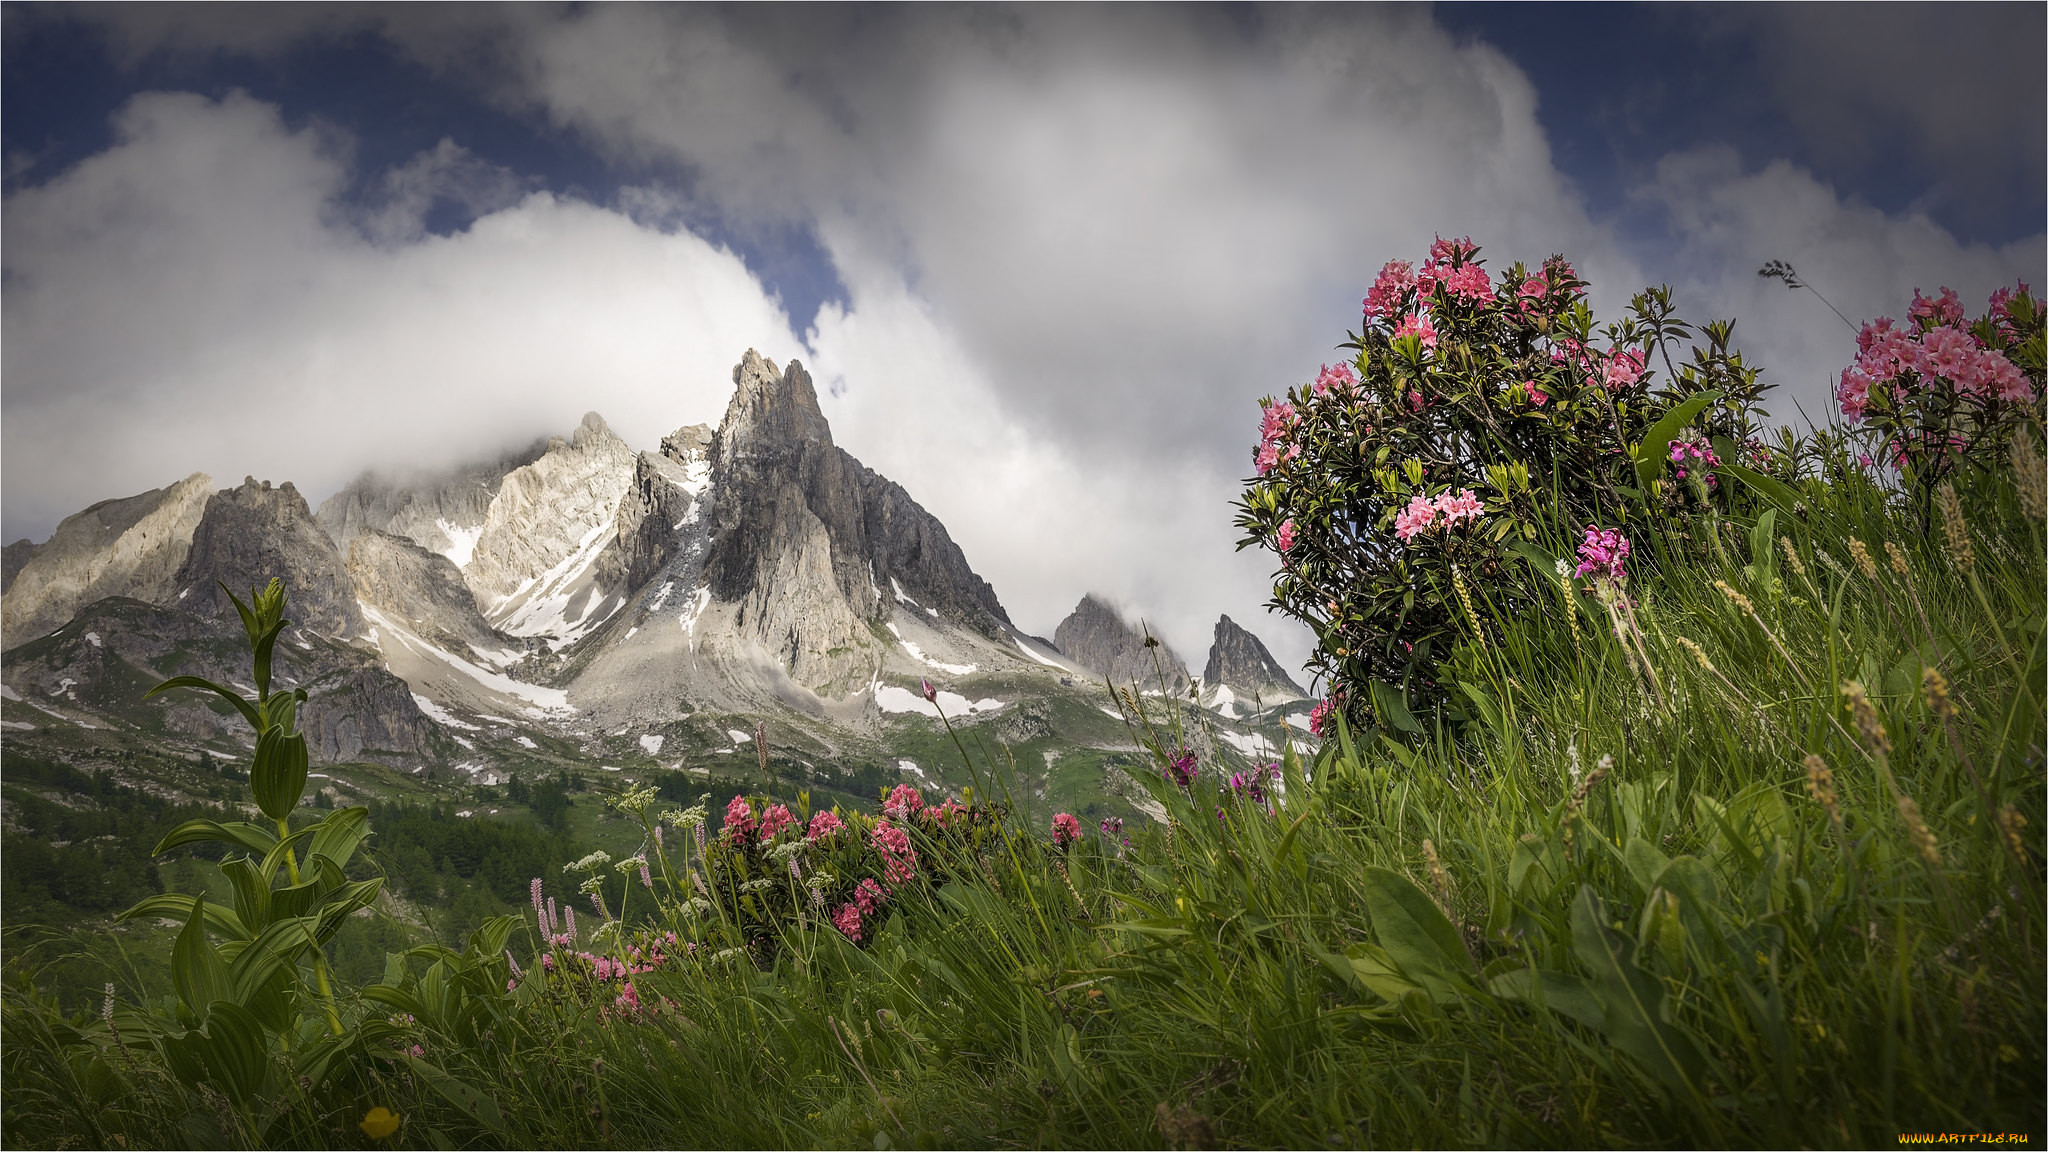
(757, 803, 796, 841)
(1277, 518, 1297, 553)
(871, 821, 918, 885)
(1363, 259, 1415, 321)
(854, 877, 888, 916)
(1575, 526, 1631, 582)
(1393, 493, 1439, 541)
(832, 903, 863, 941)
(1909, 286, 1964, 326)
(1602, 349, 1645, 389)
(1518, 276, 1548, 313)
(1442, 262, 1491, 303)
(1308, 697, 1339, 738)
(1315, 362, 1357, 395)
(1916, 324, 1975, 381)
(1051, 812, 1082, 847)
(807, 809, 845, 842)
(724, 795, 756, 843)
(1523, 381, 1549, 406)
(1433, 488, 1484, 525)
(888, 787, 926, 819)
(1393, 313, 1438, 349)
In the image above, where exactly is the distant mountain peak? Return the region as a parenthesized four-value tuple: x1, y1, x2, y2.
(717, 350, 832, 463)
(1053, 594, 1190, 693)
(1203, 614, 1303, 706)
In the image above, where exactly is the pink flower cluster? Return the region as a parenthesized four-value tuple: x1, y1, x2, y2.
(1363, 259, 1415, 321)
(1164, 750, 1198, 788)
(1575, 526, 1630, 582)
(1227, 763, 1281, 806)
(758, 803, 796, 841)
(1308, 696, 1339, 738)
(1840, 286, 2035, 421)
(1051, 812, 1082, 848)
(1393, 488, 1485, 542)
(833, 878, 891, 942)
(1393, 313, 1438, 350)
(1277, 518, 1297, 553)
(1256, 400, 1302, 475)
(1100, 816, 1126, 845)
(1413, 235, 1482, 302)
(881, 783, 925, 821)
(806, 809, 845, 842)
(1602, 349, 1646, 390)
(871, 820, 918, 886)
(1315, 362, 1357, 396)
(723, 795, 756, 843)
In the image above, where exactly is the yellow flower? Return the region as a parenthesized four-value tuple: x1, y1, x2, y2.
(359, 1107, 401, 1139)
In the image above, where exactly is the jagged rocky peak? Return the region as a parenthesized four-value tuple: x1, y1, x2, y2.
(1203, 614, 1304, 707)
(698, 349, 1013, 695)
(661, 423, 715, 466)
(175, 476, 362, 638)
(464, 412, 637, 617)
(315, 440, 547, 564)
(1053, 594, 1190, 693)
(715, 349, 833, 464)
(2, 472, 213, 643)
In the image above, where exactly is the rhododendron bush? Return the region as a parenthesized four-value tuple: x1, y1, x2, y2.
(1237, 237, 1770, 730)
(1836, 283, 2044, 494)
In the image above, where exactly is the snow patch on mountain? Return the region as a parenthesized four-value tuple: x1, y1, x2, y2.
(411, 693, 481, 731)
(361, 602, 573, 715)
(436, 519, 484, 568)
(873, 683, 1004, 717)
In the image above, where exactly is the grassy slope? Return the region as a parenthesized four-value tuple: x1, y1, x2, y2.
(3, 445, 2042, 1149)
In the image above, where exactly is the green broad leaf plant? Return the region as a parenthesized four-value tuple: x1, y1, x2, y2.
(115, 580, 383, 1131)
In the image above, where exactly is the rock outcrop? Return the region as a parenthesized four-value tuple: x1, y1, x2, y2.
(595, 429, 711, 596)
(174, 478, 363, 638)
(1202, 614, 1304, 705)
(464, 413, 638, 639)
(2, 540, 36, 593)
(2, 473, 213, 643)
(315, 442, 547, 564)
(348, 530, 527, 664)
(702, 351, 1012, 693)
(1052, 594, 1190, 693)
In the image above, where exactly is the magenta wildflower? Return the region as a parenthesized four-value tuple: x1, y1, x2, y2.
(881, 783, 925, 821)
(1051, 812, 1083, 848)
(871, 821, 918, 886)
(1575, 525, 1631, 582)
(639, 859, 653, 889)
(920, 678, 937, 703)
(833, 903, 863, 942)
(1164, 750, 1198, 788)
(1308, 696, 1339, 738)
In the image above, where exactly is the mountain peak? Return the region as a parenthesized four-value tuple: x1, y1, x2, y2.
(1203, 613, 1303, 703)
(1053, 594, 1190, 692)
(717, 350, 832, 463)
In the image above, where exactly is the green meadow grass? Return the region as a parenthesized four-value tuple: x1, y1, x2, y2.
(2, 439, 2041, 1150)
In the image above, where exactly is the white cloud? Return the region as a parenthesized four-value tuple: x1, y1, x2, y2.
(2, 90, 803, 541)
(1637, 148, 2045, 423)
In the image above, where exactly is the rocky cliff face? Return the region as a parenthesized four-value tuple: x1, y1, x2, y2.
(2, 473, 213, 643)
(1053, 594, 1190, 693)
(464, 413, 637, 642)
(702, 351, 1011, 694)
(175, 478, 363, 638)
(1202, 614, 1304, 706)
(348, 530, 527, 665)
(2, 540, 36, 593)
(595, 428, 711, 596)
(315, 442, 547, 565)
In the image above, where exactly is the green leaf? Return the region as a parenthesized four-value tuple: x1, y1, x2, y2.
(306, 806, 372, 872)
(1343, 941, 1427, 1002)
(150, 818, 277, 859)
(250, 616, 289, 704)
(1361, 866, 1473, 997)
(1370, 679, 1421, 733)
(227, 915, 320, 1004)
(404, 1056, 506, 1132)
(121, 893, 250, 941)
(172, 897, 232, 1019)
(142, 676, 261, 731)
(1634, 389, 1723, 489)
(188, 1000, 271, 1108)
(1622, 838, 1673, 898)
(1570, 887, 1707, 1096)
(1719, 461, 1805, 519)
(249, 727, 309, 821)
(220, 857, 273, 936)
(259, 825, 318, 883)
(1489, 967, 1604, 1030)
